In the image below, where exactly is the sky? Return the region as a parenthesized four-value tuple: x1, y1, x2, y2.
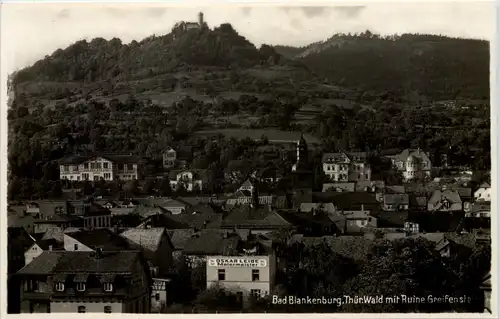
(0, 1, 495, 73)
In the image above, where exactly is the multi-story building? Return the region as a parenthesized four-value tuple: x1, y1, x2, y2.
(322, 152, 371, 182)
(169, 170, 204, 192)
(388, 149, 432, 181)
(205, 235, 276, 304)
(16, 250, 151, 313)
(162, 147, 177, 169)
(59, 154, 142, 182)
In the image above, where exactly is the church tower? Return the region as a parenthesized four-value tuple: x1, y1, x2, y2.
(292, 133, 309, 172)
(198, 12, 204, 27)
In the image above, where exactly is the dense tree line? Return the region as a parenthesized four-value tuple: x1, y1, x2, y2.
(162, 237, 490, 313)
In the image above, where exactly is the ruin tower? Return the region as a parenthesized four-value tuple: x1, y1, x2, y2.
(198, 12, 204, 27)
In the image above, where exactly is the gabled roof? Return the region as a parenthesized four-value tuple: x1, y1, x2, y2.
(17, 251, 142, 275)
(240, 179, 253, 187)
(479, 182, 491, 188)
(428, 190, 462, 205)
(393, 149, 430, 163)
(65, 229, 134, 251)
(167, 229, 196, 250)
(119, 228, 166, 255)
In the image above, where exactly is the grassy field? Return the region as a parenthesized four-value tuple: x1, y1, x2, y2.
(194, 128, 321, 144)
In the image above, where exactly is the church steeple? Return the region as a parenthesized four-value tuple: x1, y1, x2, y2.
(292, 132, 309, 172)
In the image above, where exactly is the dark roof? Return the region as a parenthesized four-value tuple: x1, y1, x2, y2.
(457, 188, 472, 200)
(140, 213, 188, 229)
(471, 202, 491, 213)
(59, 153, 142, 165)
(224, 204, 273, 222)
(375, 211, 409, 228)
(183, 230, 241, 255)
(413, 211, 464, 232)
(383, 194, 409, 205)
(277, 210, 339, 230)
(35, 238, 63, 251)
(17, 251, 142, 275)
(329, 192, 380, 211)
(167, 229, 196, 250)
(65, 229, 134, 251)
(385, 185, 406, 194)
(169, 211, 223, 229)
(34, 214, 81, 224)
(409, 194, 427, 208)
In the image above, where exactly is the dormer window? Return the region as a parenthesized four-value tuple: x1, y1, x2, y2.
(55, 283, 65, 292)
(76, 283, 86, 292)
(104, 283, 113, 292)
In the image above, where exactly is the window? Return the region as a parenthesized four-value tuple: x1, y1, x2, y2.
(82, 173, 89, 180)
(127, 164, 134, 171)
(104, 173, 111, 180)
(252, 269, 260, 281)
(74, 244, 78, 251)
(118, 164, 124, 171)
(90, 163, 96, 169)
(77, 176, 81, 180)
(94, 176, 99, 181)
(103, 162, 109, 169)
(217, 269, 225, 281)
(155, 293, 160, 301)
(104, 306, 112, 314)
(104, 283, 113, 292)
(26, 279, 39, 292)
(84, 163, 89, 169)
(76, 283, 86, 292)
(55, 283, 65, 292)
(64, 165, 70, 172)
(251, 289, 261, 297)
(78, 306, 86, 313)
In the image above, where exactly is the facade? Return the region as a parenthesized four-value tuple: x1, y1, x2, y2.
(162, 147, 177, 169)
(169, 171, 203, 192)
(206, 238, 276, 303)
(427, 190, 463, 212)
(474, 183, 491, 202)
(59, 154, 142, 181)
(151, 278, 170, 313)
(322, 152, 371, 182)
(16, 250, 152, 313)
(238, 179, 255, 194)
(389, 149, 432, 181)
(382, 194, 410, 212)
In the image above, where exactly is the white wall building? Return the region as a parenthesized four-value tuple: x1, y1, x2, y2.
(59, 155, 141, 182)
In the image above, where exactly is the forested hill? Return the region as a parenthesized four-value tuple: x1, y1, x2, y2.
(274, 32, 490, 100)
(12, 23, 285, 85)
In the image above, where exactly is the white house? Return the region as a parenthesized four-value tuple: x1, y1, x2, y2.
(474, 183, 491, 202)
(322, 152, 371, 182)
(389, 149, 432, 181)
(59, 154, 141, 181)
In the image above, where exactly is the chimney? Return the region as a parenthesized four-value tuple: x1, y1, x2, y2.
(95, 247, 103, 259)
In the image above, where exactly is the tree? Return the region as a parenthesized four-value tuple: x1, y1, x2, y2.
(158, 177, 172, 196)
(124, 179, 139, 197)
(193, 285, 242, 313)
(8, 177, 22, 201)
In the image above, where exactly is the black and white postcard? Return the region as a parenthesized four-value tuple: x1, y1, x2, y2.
(1, 1, 496, 317)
